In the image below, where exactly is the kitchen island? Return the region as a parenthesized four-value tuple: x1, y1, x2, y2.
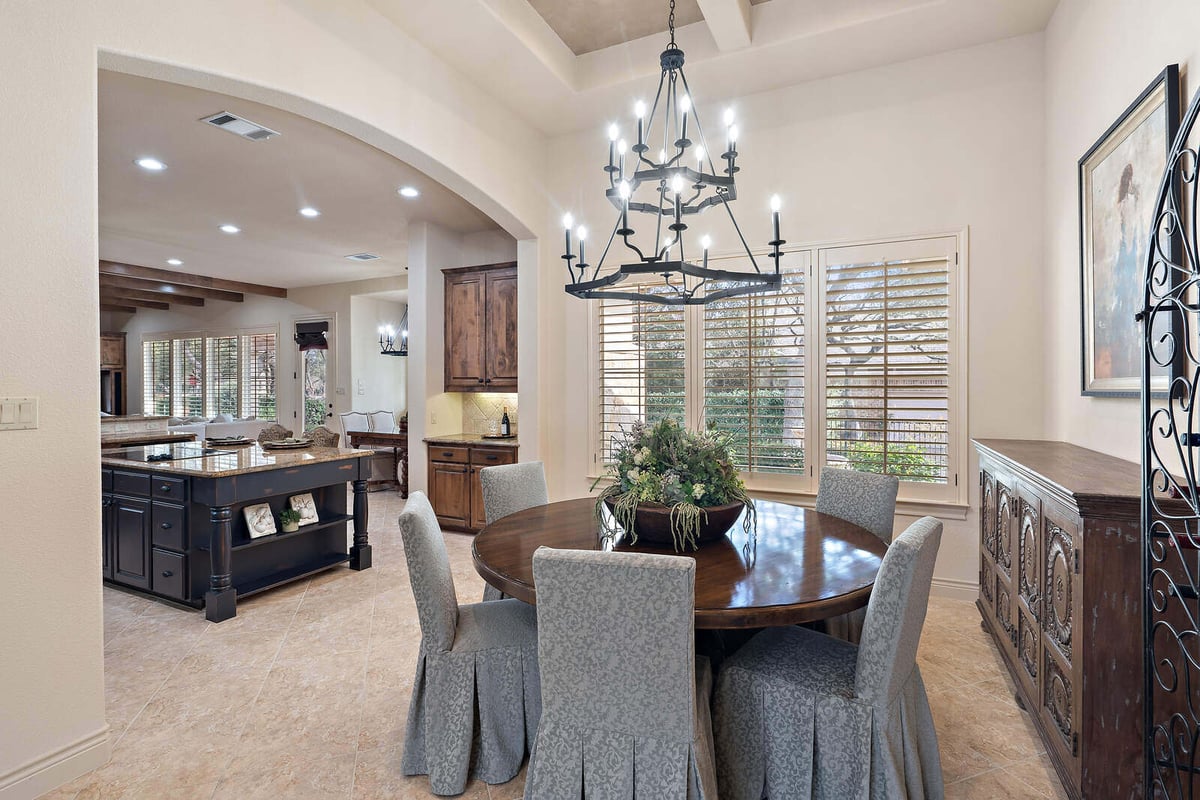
(101, 442, 373, 621)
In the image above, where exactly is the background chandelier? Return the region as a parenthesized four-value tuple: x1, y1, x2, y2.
(560, 0, 785, 306)
(378, 308, 408, 357)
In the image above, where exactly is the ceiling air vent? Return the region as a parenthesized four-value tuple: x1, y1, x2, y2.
(345, 253, 381, 262)
(200, 111, 280, 142)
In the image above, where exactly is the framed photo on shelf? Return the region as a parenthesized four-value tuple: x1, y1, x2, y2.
(1079, 63, 1181, 397)
(243, 503, 277, 539)
(289, 493, 319, 526)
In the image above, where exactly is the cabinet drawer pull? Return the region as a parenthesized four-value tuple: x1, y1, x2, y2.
(161, 570, 174, 578)
(477, 377, 485, 383)
(160, 522, 172, 529)
(159, 484, 172, 492)
(485, 378, 492, 384)
(442, 451, 454, 458)
(485, 455, 498, 461)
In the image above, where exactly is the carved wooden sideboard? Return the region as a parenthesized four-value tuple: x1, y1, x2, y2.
(975, 439, 1142, 800)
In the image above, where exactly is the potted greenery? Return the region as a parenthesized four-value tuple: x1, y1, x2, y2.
(279, 507, 302, 533)
(595, 418, 755, 551)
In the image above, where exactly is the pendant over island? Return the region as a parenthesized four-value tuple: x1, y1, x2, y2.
(100, 442, 374, 622)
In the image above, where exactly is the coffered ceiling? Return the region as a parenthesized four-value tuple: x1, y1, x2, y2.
(99, 70, 502, 289)
(367, 0, 1060, 135)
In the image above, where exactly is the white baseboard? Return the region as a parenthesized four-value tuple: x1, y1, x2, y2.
(0, 727, 110, 800)
(930, 576, 978, 603)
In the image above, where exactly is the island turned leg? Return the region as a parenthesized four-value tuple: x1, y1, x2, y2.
(350, 479, 372, 570)
(205, 505, 237, 622)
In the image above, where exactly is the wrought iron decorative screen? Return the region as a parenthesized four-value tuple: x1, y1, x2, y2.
(1144, 86, 1200, 798)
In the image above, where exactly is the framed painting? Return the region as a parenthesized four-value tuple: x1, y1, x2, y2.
(1080, 64, 1180, 397)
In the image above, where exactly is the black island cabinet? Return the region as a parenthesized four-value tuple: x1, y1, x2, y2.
(101, 445, 373, 622)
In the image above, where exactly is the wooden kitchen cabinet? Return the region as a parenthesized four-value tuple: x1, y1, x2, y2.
(444, 262, 517, 392)
(426, 441, 517, 531)
(100, 332, 127, 415)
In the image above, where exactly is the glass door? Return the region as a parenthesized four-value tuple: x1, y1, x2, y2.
(295, 318, 333, 434)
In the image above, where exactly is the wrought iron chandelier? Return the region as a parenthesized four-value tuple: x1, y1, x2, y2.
(560, 0, 785, 306)
(378, 308, 408, 356)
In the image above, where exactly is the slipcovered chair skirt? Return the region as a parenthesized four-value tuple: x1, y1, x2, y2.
(398, 492, 541, 796)
(479, 461, 549, 602)
(713, 516, 944, 800)
(525, 547, 718, 800)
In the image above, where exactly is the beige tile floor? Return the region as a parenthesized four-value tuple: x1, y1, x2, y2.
(40, 491, 1067, 799)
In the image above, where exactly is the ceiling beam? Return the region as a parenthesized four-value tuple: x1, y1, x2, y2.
(99, 274, 244, 303)
(697, 0, 752, 51)
(99, 260, 288, 299)
(97, 294, 170, 310)
(100, 303, 137, 314)
(101, 287, 205, 307)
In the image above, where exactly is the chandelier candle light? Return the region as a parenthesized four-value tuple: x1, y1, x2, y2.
(560, 0, 785, 306)
(379, 307, 409, 357)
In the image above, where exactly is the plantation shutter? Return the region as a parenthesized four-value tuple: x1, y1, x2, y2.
(596, 290, 686, 462)
(241, 332, 277, 420)
(172, 337, 205, 418)
(703, 258, 807, 475)
(143, 339, 172, 416)
(821, 238, 957, 486)
(205, 336, 239, 417)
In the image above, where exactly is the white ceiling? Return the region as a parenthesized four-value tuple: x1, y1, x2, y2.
(367, 0, 1060, 136)
(99, 71, 503, 288)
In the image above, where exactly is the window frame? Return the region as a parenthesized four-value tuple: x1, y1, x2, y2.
(141, 325, 279, 420)
(588, 229, 969, 512)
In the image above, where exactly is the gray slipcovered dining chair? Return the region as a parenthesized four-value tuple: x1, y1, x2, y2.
(525, 547, 718, 800)
(816, 466, 899, 643)
(712, 516, 944, 800)
(397, 492, 541, 796)
(479, 461, 549, 601)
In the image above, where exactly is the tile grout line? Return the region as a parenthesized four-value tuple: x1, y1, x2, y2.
(207, 578, 313, 800)
(348, 560, 382, 800)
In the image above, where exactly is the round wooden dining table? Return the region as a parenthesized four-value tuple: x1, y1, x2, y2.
(472, 497, 888, 629)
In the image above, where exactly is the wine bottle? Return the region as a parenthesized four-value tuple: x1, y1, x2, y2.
(500, 407, 511, 436)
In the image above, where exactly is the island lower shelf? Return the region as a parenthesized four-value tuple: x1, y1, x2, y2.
(101, 447, 373, 621)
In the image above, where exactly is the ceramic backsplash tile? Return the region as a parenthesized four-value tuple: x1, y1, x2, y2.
(462, 393, 518, 435)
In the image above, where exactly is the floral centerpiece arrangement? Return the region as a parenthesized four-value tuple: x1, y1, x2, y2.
(595, 418, 755, 551)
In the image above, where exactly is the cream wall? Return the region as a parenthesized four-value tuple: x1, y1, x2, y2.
(544, 33, 1048, 594)
(0, 3, 110, 798)
(0, 1, 551, 795)
(1043, 0, 1200, 463)
(350, 295, 408, 418)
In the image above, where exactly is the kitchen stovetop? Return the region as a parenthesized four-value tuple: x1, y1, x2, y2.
(108, 443, 234, 463)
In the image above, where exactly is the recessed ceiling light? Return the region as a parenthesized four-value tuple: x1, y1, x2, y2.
(299, 206, 320, 218)
(220, 224, 240, 234)
(135, 157, 167, 171)
(398, 186, 419, 198)
(166, 258, 183, 266)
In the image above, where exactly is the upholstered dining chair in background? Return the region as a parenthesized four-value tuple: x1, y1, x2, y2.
(367, 409, 397, 432)
(712, 516, 944, 800)
(525, 547, 718, 800)
(479, 461, 548, 601)
(256, 423, 293, 443)
(816, 466, 899, 643)
(338, 411, 370, 440)
(397, 492, 541, 796)
(308, 425, 339, 447)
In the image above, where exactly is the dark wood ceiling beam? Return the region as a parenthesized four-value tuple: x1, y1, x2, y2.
(101, 287, 205, 307)
(100, 303, 137, 314)
(98, 294, 170, 310)
(99, 260, 288, 299)
(99, 274, 244, 303)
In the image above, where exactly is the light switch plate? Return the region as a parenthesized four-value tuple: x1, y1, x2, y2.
(0, 397, 37, 431)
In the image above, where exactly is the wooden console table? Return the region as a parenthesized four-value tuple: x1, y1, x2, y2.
(348, 422, 408, 497)
(974, 439, 1142, 800)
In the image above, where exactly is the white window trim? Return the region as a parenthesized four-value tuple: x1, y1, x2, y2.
(588, 228, 970, 511)
(142, 325, 279, 419)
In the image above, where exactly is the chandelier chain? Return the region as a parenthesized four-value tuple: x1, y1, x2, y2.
(668, 0, 676, 46)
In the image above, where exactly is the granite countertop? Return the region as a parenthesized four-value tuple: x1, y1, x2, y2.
(101, 443, 373, 478)
(100, 430, 197, 447)
(423, 433, 519, 448)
